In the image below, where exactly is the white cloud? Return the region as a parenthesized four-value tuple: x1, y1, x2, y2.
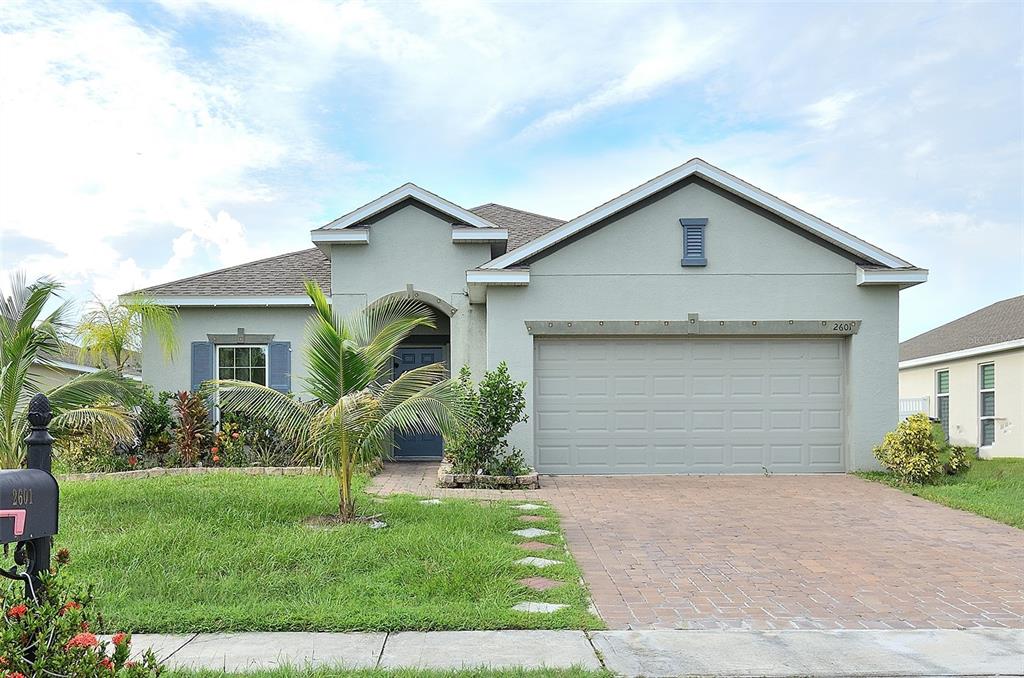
(802, 92, 860, 130)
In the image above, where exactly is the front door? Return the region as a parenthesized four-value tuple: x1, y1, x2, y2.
(392, 346, 445, 459)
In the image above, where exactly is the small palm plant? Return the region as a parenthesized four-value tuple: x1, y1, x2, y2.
(214, 282, 467, 521)
(0, 273, 141, 469)
(76, 295, 177, 375)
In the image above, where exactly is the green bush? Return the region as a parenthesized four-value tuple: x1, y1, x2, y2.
(943, 445, 973, 476)
(0, 549, 162, 676)
(873, 413, 943, 484)
(445, 363, 530, 476)
(54, 431, 129, 474)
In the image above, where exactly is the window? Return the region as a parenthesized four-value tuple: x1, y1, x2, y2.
(217, 345, 267, 386)
(679, 218, 708, 266)
(979, 363, 995, 447)
(936, 369, 949, 437)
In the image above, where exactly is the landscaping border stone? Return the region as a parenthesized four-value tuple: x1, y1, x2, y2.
(436, 462, 540, 489)
(58, 466, 325, 482)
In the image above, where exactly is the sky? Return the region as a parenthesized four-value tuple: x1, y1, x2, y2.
(0, 0, 1021, 341)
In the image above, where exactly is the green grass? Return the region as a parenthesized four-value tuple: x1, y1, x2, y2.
(171, 670, 607, 678)
(52, 474, 601, 633)
(858, 456, 1024, 528)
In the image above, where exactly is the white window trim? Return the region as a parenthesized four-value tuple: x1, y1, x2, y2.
(978, 362, 995, 448)
(215, 344, 269, 420)
(935, 368, 950, 437)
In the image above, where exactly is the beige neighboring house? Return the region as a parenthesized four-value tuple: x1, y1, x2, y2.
(128, 158, 927, 474)
(899, 295, 1023, 458)
(29, 343, 141, 391)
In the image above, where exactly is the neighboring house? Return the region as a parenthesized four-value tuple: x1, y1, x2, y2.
(899, 295, 1023, 458)
(127, 158, 926, 474)
(29, 343, 141, 391)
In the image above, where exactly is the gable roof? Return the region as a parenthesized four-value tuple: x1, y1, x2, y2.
(899, 295, 1024, 362)
(482, 158, 915, 270)
(469, 204, 566, 249)
(314, 183, 502, 232)
(127, 248, 330, 298)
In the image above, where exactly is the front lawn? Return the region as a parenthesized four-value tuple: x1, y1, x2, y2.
(858, 456, 1024, 528)
(54, 474, 600, 632)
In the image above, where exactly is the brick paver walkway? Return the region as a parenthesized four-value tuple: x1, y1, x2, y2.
(368, 462, 1024, 631)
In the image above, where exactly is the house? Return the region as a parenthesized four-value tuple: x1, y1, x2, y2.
(29, 343, 141, 391)
(899, 295, 1023, 458)
(128, 159, 927, 474)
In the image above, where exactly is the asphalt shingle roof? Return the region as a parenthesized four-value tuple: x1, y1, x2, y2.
(133, 203, 565, 297)
(469, 204, 566, 249)
(129, 248, 331, 297)
(899, 295, 1024, 361)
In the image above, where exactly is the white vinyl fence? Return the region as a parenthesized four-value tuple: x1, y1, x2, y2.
(898, 396, 930, 420)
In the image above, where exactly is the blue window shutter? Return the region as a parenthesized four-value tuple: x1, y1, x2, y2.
(680, 218, 708, 266)
(190, 341, 215, 392)
(269, 342, 292, 393)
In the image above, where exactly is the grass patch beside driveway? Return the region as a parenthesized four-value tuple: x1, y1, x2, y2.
(58, 474, 601, 632)
(858, 457, 1024, 529)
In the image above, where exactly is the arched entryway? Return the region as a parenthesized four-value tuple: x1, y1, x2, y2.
(372, 287, 454, 460)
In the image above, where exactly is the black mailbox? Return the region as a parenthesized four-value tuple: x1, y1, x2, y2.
(0, 469, 58, 544)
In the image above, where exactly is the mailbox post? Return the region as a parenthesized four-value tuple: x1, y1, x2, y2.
(23, 393, 55, 591)
(0, 393, 60, 600)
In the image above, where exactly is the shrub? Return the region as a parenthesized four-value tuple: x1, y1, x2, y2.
(54, 430, 129, 474)
(171, 390, 212, 465)
(0, 549, 162, 676)
(445, 363, 529, 476)
(873, 413, 942, 483)
(219, 411, 296, 467)
(136, 388, 173, 457)
(944, 445, 973, 476)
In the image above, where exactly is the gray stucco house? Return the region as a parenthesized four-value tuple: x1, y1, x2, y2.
(129, 159, 927, 474)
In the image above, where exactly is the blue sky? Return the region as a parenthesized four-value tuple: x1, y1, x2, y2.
(0, 0, 1021, 340)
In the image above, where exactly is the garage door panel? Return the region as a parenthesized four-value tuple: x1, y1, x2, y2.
(534, 337, 846, 474)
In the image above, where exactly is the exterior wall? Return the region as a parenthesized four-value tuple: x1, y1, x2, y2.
(141, 307, 316, 396)
(899, 348, 1023, 458)
(329, 203, 490, 378)
(27, 363, 86, 392)
(485, 180, 901, 471)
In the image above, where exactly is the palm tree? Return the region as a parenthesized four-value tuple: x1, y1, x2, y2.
(0, 273, 142, 469)
(76, 295, 177, 375)
(214, 282, 468, 521)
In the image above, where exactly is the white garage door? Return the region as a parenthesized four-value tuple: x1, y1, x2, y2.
(534, 337, 846, 474)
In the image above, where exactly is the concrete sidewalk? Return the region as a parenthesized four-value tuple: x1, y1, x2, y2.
(129, 628, 1024, 676)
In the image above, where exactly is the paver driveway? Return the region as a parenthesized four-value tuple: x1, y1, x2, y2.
(370, 464, 1024, 631)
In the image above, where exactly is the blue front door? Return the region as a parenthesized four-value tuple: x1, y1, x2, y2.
(392, 346, 445, 459)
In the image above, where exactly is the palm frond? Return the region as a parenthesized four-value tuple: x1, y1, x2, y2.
(213, 379, 316, 448)
(46, 370, 142, 415)
(53, 404, 137, 446)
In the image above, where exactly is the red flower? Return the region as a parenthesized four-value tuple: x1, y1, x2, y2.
(128, 455, 138, 466)
(6, 672, 25, 678)
(211, 446, 219, 453)
(59, 600, 81, 615)
(6, 605, 27, 619)
(112, 632, 128, 646)
(231, 432, 240, 439)
(99, 657, 114, 671)
(65, 632, 98, 649)
(212, 455, 220, 463)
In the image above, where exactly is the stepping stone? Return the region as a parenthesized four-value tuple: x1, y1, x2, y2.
(518, 541, 554, 552)
(514, 557, 563, 568)
(512, 528, 553, 538)
(518, 515, 546, 523)
(514, 503, 545, 511)
(518, 576, 563, 591)
(369, 520, 387, 529)
(513, 601, 567, 613)
(419, 499, 441, 505)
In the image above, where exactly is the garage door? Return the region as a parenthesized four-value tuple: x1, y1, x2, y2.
(534, 337, 845, 474)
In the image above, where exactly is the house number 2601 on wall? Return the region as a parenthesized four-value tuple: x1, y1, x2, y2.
(832, 322, 856, 332)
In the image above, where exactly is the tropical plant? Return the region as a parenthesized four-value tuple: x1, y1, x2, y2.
(0, 272, 141, 469)
(445, 362, 530, 476)
(214, 281, 468, 521)
(0, 547, 163, 676)
(872, 413, 942, 484)
(76, 294, 177, 374)
(171, 390, 212, 465)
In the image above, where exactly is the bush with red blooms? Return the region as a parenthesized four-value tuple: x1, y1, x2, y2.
(0, 548, 163, 676)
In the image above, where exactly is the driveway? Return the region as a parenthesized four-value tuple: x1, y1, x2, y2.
(370, 464, 1024, 631)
